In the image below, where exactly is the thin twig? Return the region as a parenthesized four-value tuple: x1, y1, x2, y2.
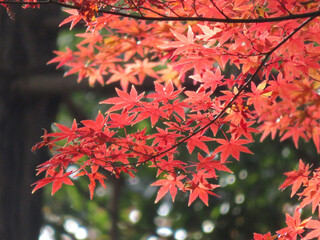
(209, 0, 229, 19)
(128, 0, 143, 17)
(276, 0, 293, 15)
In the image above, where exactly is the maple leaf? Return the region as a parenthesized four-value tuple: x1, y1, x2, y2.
(174, 55, 215, 78)
(203, 67, 224, 90)
(229, 120, 259, 141)
(81, 111, 106, 132)
(213, 138, 253, 163)
(298, 170, 320, 215)
(134, 101, 167, 126)
(279, 159, 310, 197)
(280, 126, 307, 149)
(152, 127, 183, 148)
(259, 121, 279, 142)
(47, 119, 78, 143)
(186, 172, 219, 206)
(101, 86, 144, 112)
(184, 86, 214, 111)
(32, 176, 55, 194)
(186, 133, 213, 155)
(59, 9, 84, 30)
(32, 168, 74, 195)
(164, 99, 187, 120)
(126, 59, 159, 84)
(87, 166, 107, 199)
(224, 100, 253, 125)
(147, 81, 184, 103)
(276, 210, 310, 240)
(312, 126, 320, 153)
(32, 129, 55, 152)
(159, 25, 196, 57)
(151, 155, 187, 176)
(267, 73, 299, 101)
(106, 65, 138, 92)
(196, 24, 221, 43)
(304, 219, 320, 240)
(196, 153, 232, 178)
(187, 182, 219, 206)
(247, 81, 272, 115)
(151, 173, 185, 203)
(108, 111, 137, 128)
(157, 65, 181, 88)
(252, 232, 276, 240)
(47, 48, 74, 69)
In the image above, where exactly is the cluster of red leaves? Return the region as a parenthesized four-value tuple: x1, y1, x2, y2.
(47, 2, 320, 160)
(49, 14, 184, 90)
(32, 81, 254, 206)
(254, 160, 320, 240)
(47, 0, 320, 89)
(4, 0, 318, 238)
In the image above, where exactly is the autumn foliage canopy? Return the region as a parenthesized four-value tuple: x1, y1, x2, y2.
(1, 0, 320, 238)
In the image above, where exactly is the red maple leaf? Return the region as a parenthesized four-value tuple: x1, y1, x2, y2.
(186, 171, 219, 206)
(87, 171, 107, 199)
(279, 159, 310, 197)
(59, 9, 84, 30)
(151, 173, 185, 203)
(81, 111, 107, 132)
(196, 68, 224, 91)
(159, 26, 195, 57)
(47, 119, 78, 143)
(106, 65, 138, 92)
(152, 127, 183, 148)
(313, 126, 320, 153)
(187, 133, 213, 155)
(47, 47, 74, 69)
(32, 168, 74, 195)
(252, 232, 276, 240)
(213, 138, 253, 163)
(108, 111, 137, 128)
(276, 210, 310, 240)
(247, 81, 272, 115)
(196, 153, 232, 178)
(147, 81, 184, 103)
(101, 86, 144, 112)
(304, 219, 320, 240)
(151, 155, 186, 176)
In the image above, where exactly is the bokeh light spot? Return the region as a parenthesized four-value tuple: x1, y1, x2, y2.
(220, 202, 230, 215)
(174, 229, 188, 240)
(202, 220, 215, 233)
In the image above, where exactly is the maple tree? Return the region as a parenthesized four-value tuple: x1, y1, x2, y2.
(1, 0, 320, 238)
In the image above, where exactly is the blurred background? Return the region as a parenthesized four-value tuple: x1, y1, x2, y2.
(0, 6, 318, 240)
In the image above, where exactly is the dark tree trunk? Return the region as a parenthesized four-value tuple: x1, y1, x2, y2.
(0, 6, 61, 240)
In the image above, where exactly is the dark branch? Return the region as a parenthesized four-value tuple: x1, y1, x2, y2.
(1, 0, 320, 23)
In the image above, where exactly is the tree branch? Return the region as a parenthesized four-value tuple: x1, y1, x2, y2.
(1, 0, 320, 23)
